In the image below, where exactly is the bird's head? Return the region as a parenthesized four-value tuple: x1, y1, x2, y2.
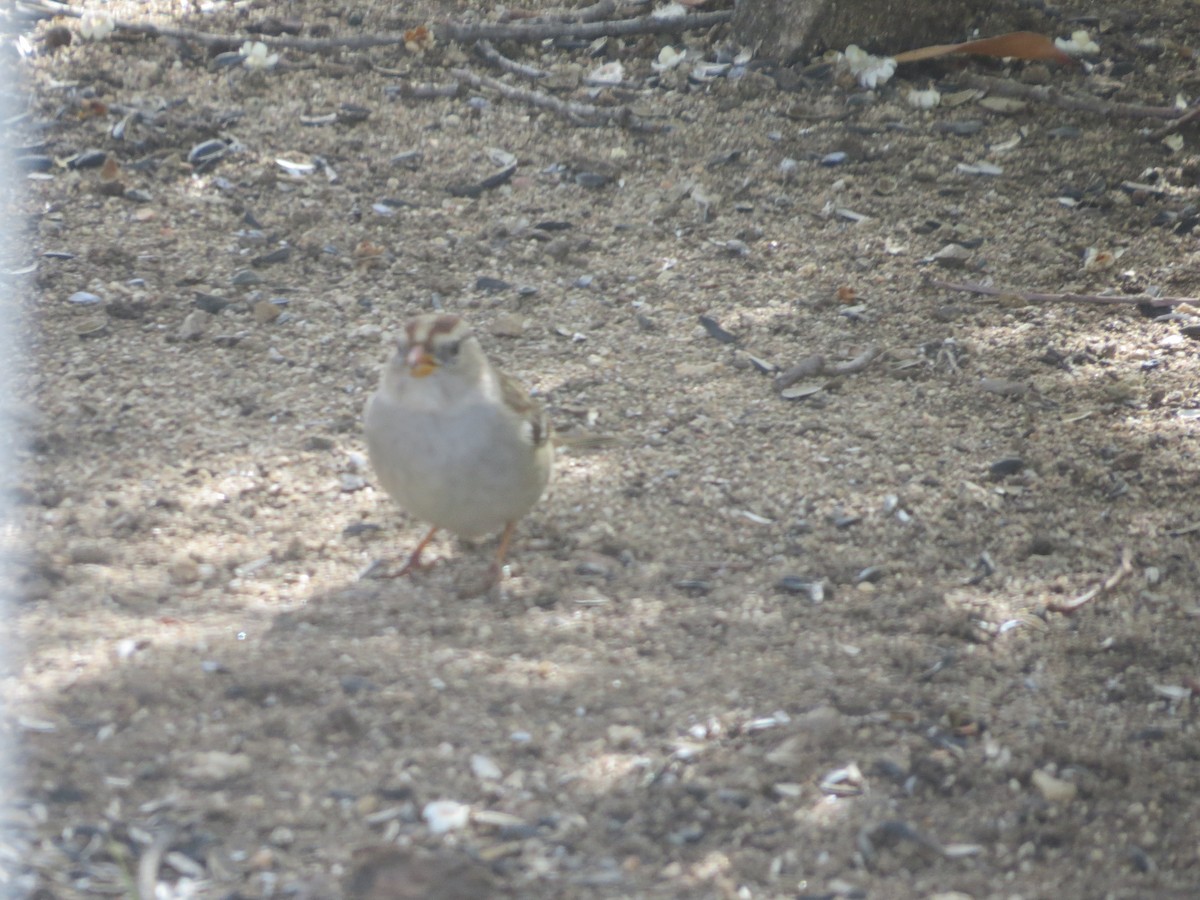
(385, 314, 487, 394)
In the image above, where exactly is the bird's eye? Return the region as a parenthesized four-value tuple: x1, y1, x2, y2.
(436, 340, 461, 362)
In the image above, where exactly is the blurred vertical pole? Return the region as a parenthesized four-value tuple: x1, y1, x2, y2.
(0, 8, 19, 895)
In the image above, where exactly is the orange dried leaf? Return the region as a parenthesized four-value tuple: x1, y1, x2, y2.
(403, 25, 434, 52)
(78, 98, 108, 118)
(895, 31, 1076, 67)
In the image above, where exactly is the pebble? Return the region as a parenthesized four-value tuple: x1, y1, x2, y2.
(927, 244, 974, 268)
(1031, 769, 1077, 804)
(178, 310, 208, 341)
(168, 557, 202, 584)
(423, 800, 470, 834)
(246, 847, 275, 871)
(490, 314, 526, 337)
(340, 474, 367, 492)
(192, 293, 230, 314)
(470, 754, 502, 781)
(989, 457, 1025, 479)
(67, 291, 102, 305)
(253, 299, 281, 324)
(391, 149, 424, 169)
(182, 750, 252, 786)
(475, 276, 511, 293)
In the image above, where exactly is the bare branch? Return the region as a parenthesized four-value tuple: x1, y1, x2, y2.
(475, 40, 549, 80)
(500, 0, 650, 25)
(438, 10, 732, 45)
(961, 73, 1181, 122)
(20, 0, 730, 51)
(927, 278, 1192, 309)
(447, 67, 665, 131)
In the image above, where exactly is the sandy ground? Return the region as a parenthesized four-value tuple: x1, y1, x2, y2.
(3, 0, 1200, 897)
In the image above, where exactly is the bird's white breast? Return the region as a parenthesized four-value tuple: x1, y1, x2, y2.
(363, 375, 549, 538)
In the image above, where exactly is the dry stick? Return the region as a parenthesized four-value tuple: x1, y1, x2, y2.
(960, 73, 1181, 122)
(1149, 104, 1200, 140)
(438, 9, 731, 44)
(21, 0, 404, 48)
(389, 80, 462, 99)
(928, 278, 1194, 309)
(448, 67, 664, 131)
(475, 40, 549, 80)
(826, 345, 880, 376)
(22, 0, 729, 50)
(1046, 547, 1134, 615)
(500, 0, 650, 25)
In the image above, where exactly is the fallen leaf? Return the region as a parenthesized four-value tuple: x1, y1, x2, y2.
(895, 31, 1077, 67)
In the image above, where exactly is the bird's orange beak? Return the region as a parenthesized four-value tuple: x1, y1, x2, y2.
(406, 345, 438, 378)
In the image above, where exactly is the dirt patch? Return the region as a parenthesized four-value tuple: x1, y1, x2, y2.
(4, 0, 1200, 897)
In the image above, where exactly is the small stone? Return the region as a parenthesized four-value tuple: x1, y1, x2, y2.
(990, 457, 1025, 479)
(340, 474, 367, 492)
(268, 826, 295, 847)
(169, 557, 202, 584)
(470, 754, 503, 781)
(349, 324, 383, 343)
(246, 847, 275, 871)
(179, 310, 208, 341)
(253, 300, 281, 324)
(423, 800, 470, 834)
(928, 244, 973, 268)
(183, 750, 252, 786)
(230, 269, 262, 286)
(1031, 769, 1077, 804)
(475, 276, 511, 293)
(490, 314, 525, 338)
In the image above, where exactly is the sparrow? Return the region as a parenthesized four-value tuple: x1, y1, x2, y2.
(363, 314, 553, 582)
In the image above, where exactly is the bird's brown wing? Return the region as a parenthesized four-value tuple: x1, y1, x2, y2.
(498, 371, 552, 448)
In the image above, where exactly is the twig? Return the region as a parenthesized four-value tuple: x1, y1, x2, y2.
(499, 0, 650, 25)
(475, 40, 549, 80)
(385, 80, 462, 99)
(1046, 547, 1134, 615)
(961, 73, 1181, 122)
(21, 0, 729, 51)
(439, 10, 732, 44)
(448, 67, 665, 130)
(20, 0, 404, 49)
(928, 278, 1192, 309)
(1149, 104, 1200, 140)
(827, 345, 880, 376)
